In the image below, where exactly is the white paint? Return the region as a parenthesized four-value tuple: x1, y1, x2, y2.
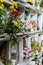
(35, 34, 38, 42)
(41, 35, 43, 40)
(19, 12, 25, 23)
(29, 61, 35, 65)
(38, 35, 41, 43)
(8, 42, 11, 59)
(38, 14, 43, 30)
(11, 60, 16, 65)
(19, 38, 23, 63)
(18, 0, 26, 2)
(25, 37, 31, 50)
(30, 13, 37, 24)
(17, 60, 35, 65)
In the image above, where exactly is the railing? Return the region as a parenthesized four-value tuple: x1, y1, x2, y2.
(16, 31, 43, 65)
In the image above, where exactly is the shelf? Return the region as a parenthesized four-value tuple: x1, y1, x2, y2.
(4, 1, 43, 13)
(17, 2, 43, 13)
(17, 30, 43, 38)
(0, 33, 10, 41)
(17, 2, 35, 10)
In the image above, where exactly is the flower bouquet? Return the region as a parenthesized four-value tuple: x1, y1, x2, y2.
(0, 0, 22, 45)
(23, 47, 33, 59)
(4, 1, 22, 45)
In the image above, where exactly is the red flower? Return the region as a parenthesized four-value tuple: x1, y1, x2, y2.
(11, 10, 20, 17)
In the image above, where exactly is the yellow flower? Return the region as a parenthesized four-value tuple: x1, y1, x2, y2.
(31, 0, 35, 4)
(0, 0, 4, 3)
(12, 1, 18, 9)
(17, 20, 21, 23)
(0, 4, 4, 10)
(14, 9, 17, 11)
(13, 21, 18, 26)
(10, 1, 18, 10)
(10, 6, 17, 11)
(0, 6, 3, 10)
(10, 5, 13, 9)
(1, 4, 4, 7)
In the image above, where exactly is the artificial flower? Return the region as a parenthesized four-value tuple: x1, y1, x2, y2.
(10, 1, 18, 10)
(0, 0, 4, 3)
(0, 0, 4, 10)
(17, 20, 21, 23)
(0, 6, 3, 10)
(23, 47, 33, 59)
(1, 4, 4, 7)
(10, 5, 13, 9)
(14, 9, 17, 11)
(31, 0, 35, 4)
(11, 9, 20, 17)
(13, 21, 18, 26)
(12, 1, 18, 9)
